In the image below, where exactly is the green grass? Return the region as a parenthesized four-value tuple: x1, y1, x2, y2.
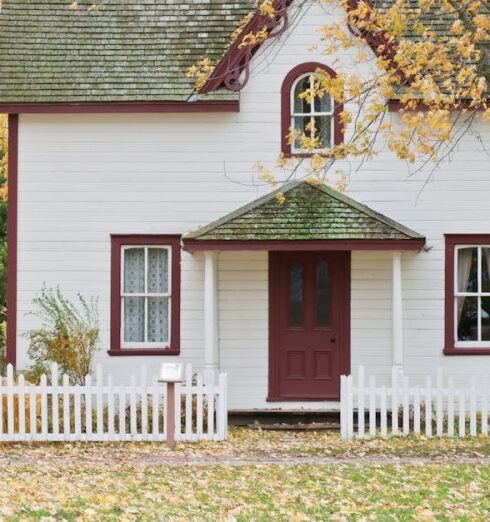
(1, 464, 489, 520)
(0, 429, 489, 520)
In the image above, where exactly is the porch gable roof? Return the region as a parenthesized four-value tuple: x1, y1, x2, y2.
(183, 181, 425, 249)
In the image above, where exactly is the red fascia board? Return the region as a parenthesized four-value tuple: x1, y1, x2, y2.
(0, 101, 239, 114)
(183, 239, 425, 252)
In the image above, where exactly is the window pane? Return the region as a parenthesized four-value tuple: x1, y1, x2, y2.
(457, 247, 477, 293)
(289, 262, 303, 327)
(293, 76, 311, 113)
(148, 248, 169, 294)
(148, 297, 169, 343)
(457, 296, 478, 341)
(482, 248, 490, 293)
(124, 248, 145, 293)
(316, 261, 330, 327)
(481, 297, 490, 341)
(313, 116, 332, 149)
(123, 296, 145, 342)
(292, 116, 311, 150)
(313, 84, 332, 113)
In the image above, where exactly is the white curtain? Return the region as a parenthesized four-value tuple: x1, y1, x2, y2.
(124, 248, 145, 342)
(148, 297, 169, 343)
(457, 248, 474, 323)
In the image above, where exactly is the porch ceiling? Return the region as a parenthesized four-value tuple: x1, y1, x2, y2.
(184, 181, 425, 251)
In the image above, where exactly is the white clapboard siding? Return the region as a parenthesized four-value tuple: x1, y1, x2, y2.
(0, 363, 227, 442)
(341, 366, 490, 439)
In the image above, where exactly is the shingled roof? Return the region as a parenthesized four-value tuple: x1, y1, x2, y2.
(184, 181, 425, 242)
(0, 0, 253, 103)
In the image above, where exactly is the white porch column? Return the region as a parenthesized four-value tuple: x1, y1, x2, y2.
(392, 251, 404, 374)
(204, 251, 219, 383)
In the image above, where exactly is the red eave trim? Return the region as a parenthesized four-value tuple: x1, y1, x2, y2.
(6, 114, 18, 366)
(0, 101, 239, 114)
(184, 239, 425, 252)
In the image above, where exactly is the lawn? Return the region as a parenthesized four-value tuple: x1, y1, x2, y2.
(0, 429, 489, 521)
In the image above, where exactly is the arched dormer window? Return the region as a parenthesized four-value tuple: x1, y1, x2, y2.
(281, 62, 343, 156)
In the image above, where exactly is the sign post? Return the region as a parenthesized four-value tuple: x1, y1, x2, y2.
(159, 363, 184, 449)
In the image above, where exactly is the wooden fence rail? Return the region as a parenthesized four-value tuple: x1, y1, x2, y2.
(341, 366, 489, 439)
(0, 363, 227, 442)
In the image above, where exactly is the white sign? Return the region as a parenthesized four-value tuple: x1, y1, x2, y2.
(158, 363, 184, 383)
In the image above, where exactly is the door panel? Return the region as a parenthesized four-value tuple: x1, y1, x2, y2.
(269, 251, 350, 400)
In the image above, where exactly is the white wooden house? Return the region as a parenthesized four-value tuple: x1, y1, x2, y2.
(1, 0, 489, 412)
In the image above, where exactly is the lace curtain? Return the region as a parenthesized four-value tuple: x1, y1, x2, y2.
(123, 247, 169, 344)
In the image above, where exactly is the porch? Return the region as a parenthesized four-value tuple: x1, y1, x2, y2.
(183, 181, 425, 411)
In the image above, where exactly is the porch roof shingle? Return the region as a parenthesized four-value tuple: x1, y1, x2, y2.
(184, 181, 426, 242)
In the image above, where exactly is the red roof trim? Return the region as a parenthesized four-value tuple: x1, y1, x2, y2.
(0, 101, 239, 114)
(184, 239, 425, 252)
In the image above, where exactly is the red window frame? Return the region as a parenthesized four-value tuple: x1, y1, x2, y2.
(445, 234, 490, 355)
(109, 234, 181, 356)
(281, 62, 344, 157)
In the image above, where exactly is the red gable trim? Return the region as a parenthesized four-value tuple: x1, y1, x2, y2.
(0, 101, 239, 114)
(200, 0, 400, 95)
(6, 114, 18, 366)
(200, 0, 292, 94)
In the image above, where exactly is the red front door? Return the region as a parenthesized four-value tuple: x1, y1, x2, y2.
(268, 251, 350, 401)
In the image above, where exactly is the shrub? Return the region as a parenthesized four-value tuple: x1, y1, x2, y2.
(25, 286, 99, 385)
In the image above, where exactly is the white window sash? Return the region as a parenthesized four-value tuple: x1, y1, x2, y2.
(454, 244, 490, 347)
(120, 245, 172, 348)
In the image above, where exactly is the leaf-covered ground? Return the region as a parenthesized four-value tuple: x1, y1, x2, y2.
(0, 428, 489, 520)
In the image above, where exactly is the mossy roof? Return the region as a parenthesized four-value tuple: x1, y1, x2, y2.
(184, 181, 425, 241)
(0, 0, 253, 103)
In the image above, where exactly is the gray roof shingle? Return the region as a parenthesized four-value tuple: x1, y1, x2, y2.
(0, 0, 253, 102)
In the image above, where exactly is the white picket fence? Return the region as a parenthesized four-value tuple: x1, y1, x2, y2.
(0, 363, 227, 442)
(341, 366, 490, 439)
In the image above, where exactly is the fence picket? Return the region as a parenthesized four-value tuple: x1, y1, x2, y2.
(18, 374, 25, 440)
(140, 367, 148, 440)
(29, 386, 36, 438)
(402, 376, 409, 436)
(357, 366, 365, 439)
(74, 384, 81, 440)
(425, 376, 432, 438)
(436, 367, 443, 436)
(369, 375, 376, 438)
(447, 377, 455, 437)
(7, 365, 14, 436)
(40, 374, 48, 437)
(380, 385, 387, 438)
(482, 375, 488, 436)
(459, 390, 466, 437)
(197, 373, 204, 438)
(413, 386, 420, 435)
(107, 375, 114, 439)
(85, 374, 93, 439)
(152, 385, 159, 438)
(470, 378, 477, 436)
(118, 387, 126, 440)
(391, 368, 398, 436)
(63, 374, 70, 439)
(51, 364, 59, 438)
(129, 375, 137, 437)
(96, 366, 104, 439)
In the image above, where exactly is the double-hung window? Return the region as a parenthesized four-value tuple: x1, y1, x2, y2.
(110, 235, 181, 355)
(445, 235, 490, 354)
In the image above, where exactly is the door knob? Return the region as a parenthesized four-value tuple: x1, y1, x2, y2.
(330, 337, 336, 343)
